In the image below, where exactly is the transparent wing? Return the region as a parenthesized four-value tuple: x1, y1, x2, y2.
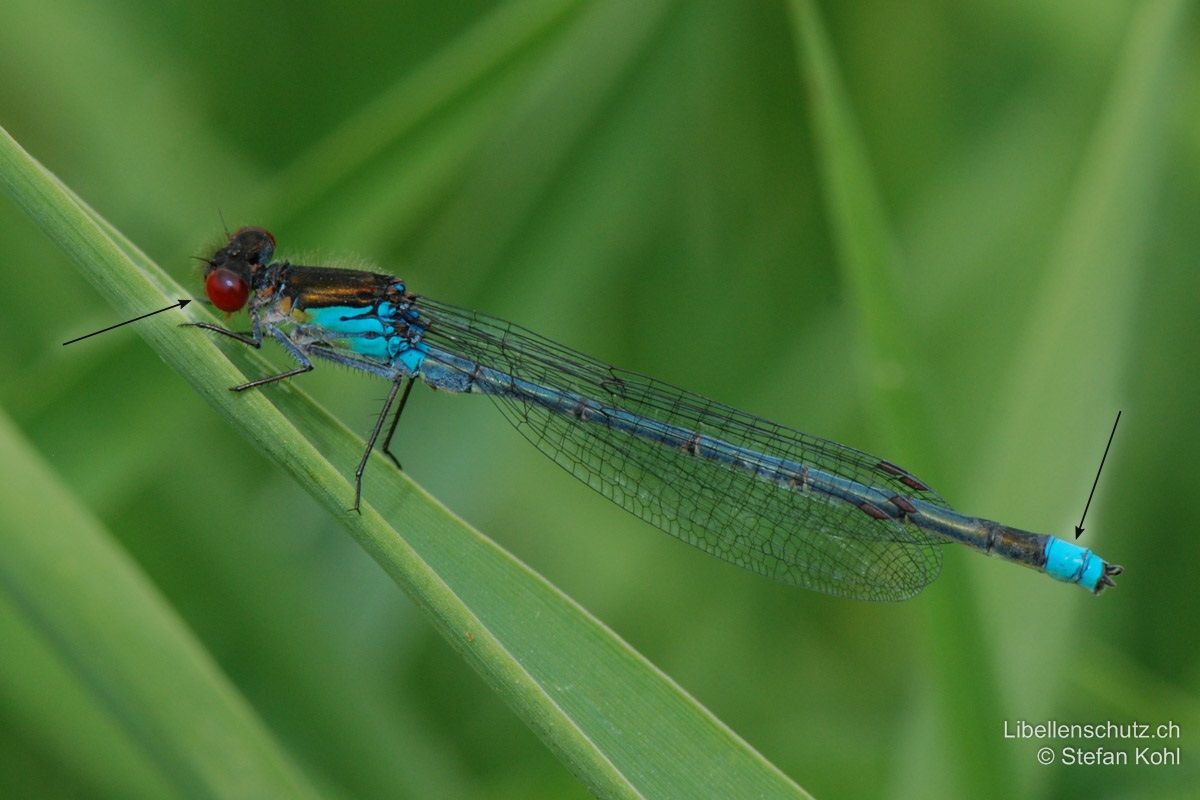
(416, 298, 943, 601)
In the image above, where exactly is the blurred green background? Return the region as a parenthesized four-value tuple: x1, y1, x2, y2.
(1, 0, 1197, 798)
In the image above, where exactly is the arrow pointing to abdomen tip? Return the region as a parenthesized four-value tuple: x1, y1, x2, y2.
(62, 299, 191, 346)
(1075, 410, 1121, 539)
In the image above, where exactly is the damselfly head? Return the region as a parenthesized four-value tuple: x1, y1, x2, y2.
(216, 226, 276, 267)
(203, 226, 277, 312)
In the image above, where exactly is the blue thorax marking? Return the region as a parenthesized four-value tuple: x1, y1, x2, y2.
(395, 345, 427, 373)
(304, 302, 428, 367)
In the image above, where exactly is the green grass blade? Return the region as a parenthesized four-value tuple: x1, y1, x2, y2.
(982, 0, 1183, 475)
(0, 588, 184, 800)
(0, 412, 324, 799)
(0, 125, 811, 799)
(784, 0, 925, 441)
(972, 0, 1186, 792)
(0, 0, 264, 242)
(785, 3, 1009, 797)
(260, 0, 584, 220)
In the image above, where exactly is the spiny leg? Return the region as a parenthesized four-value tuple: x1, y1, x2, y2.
(229, 364, 313, 391)
(205, 322, 315, 391)
(380, 378, 416, 471)
(229, 326, 317, 390)
(182, 321, 262, 348)
(183, 315, 316, 390)
(353, 378, 407, 512)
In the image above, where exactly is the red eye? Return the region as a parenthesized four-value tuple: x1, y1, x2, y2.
(205, 268, 250, 312)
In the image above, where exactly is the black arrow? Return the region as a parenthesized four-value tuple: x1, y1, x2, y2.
(1075, 410, 1121, 539)
(62, 299, 192, 346)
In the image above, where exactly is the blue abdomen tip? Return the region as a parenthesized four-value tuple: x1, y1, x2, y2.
(1043, 538, 1109, 592)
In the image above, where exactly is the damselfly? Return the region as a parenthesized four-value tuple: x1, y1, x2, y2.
(189, 227, 1121, 601)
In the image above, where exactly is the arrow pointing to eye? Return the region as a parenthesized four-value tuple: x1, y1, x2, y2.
(62, 299, 192, 346)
